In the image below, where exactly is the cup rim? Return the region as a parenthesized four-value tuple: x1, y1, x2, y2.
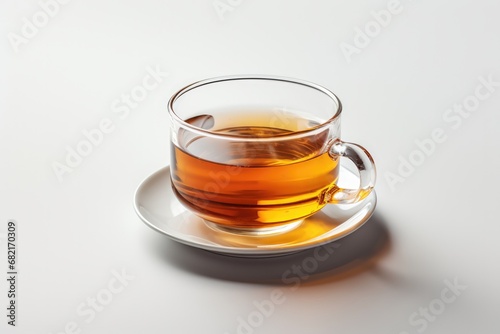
(168, 75, 342, 141)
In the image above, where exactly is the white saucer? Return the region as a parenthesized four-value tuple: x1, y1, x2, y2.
(134, 166, 377, 257)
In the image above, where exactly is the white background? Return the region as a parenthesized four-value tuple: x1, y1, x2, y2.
(1, 0, 500, 333)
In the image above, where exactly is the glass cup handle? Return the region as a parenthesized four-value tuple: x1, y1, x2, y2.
(325, 139, 377, 204)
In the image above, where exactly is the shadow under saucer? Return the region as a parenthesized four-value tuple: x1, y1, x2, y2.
(145, 212, 391, 285)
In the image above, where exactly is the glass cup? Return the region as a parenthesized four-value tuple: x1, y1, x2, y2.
(168, 76, 376, 235)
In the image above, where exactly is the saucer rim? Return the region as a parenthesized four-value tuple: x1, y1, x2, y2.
(133, 166, 377, 257)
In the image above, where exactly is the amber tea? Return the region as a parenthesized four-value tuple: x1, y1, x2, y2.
(170, 110, 339, 230)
